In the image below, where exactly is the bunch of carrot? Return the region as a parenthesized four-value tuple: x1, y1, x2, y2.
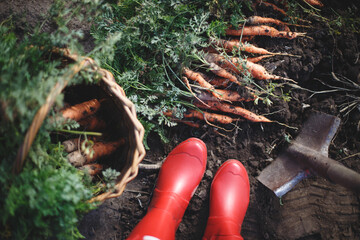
(59, 98, 126, 177)
(165, 1, 312, 128)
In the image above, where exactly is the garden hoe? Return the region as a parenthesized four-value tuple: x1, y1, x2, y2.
(257, 111, 360, 198)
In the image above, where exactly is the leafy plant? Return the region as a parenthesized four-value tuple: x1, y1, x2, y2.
(0, 0, 119, 239)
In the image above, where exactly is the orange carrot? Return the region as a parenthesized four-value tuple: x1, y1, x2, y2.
(183, 67, 223, 100)
(304, 0, 323, 7)
(255, 1, 288, 15)
(246, 16, 291, 32)
(196, 89, 256, 102)
(185, 109, 239, 124)
(208, 77, 232, 88)
(208, 62, 242, 85)
(78, 115, 106, 131)
(67, 139, 125, 167)
(80, 163, 104, 176)
(211, 39, 274, 55)
(205, 53, 286, 80)
(247, 54, 274, 63)
(194, 101, 272, 123)
(210, 39, 300, 58)
(165, 109, 239, 125)
(226, 25, 306, 39)
(61, 99, 102, 121)
(254, 1, 311, 23)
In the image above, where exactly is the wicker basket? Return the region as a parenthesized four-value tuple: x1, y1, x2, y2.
(13, 49, 146, 203)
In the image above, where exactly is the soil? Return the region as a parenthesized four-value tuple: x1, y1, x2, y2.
(2, 0, 360, 239)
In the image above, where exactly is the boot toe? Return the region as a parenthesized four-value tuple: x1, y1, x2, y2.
(156, 138, 207, 200)
(210, 159, 250, 223)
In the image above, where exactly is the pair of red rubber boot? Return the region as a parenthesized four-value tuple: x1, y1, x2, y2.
(127, 138, 250, 240)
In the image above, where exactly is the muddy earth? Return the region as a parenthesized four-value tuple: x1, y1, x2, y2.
(2, 0, 359, 239)
(78, 1, 360, 239)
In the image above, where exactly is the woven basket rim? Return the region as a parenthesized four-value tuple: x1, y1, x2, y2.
(13, 49, 146, 203)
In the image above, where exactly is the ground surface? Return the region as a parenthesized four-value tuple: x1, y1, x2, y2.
(2, 0, 359, 239)
(78, 1, 360, 239)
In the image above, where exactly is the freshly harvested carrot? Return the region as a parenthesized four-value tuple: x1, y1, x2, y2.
(304, 0, 323, 7)
(196, 89, 255, 102)
(254, 1, 311, 23)
(185, 109, 239, 124)
(246, 16, 291, 32)
(208, 62, 241, 85)
(165, 109, 239, 125)
(208, 77, 231, 88)
(78, 115, 106, 131)
(226, 25, 306, 39)
(79, 163, 104, 176)
(247, 54, 274, 63)
(67, 139, 125, 167)
(183, 67, 223, 100)
(205, 53, 287, 80)
(195, 101, 272, 123)
(61, 99, 102, 121)
(212, 39, 300, 57)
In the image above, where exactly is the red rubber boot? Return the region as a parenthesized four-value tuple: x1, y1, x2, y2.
(203, 160, 250, 240)
(127, 138, 207, 240)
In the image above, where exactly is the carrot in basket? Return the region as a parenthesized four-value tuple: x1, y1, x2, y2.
(67, 139, 125, 167)
(226, 25, 306, 39)
(195, 101, 272, 123)
(61, 98, 103, 121)
(78, 115, 107, 131)
(183, 67, 223, 100)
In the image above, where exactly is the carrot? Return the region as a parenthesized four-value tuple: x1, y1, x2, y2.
(211, 39, 298, 57)
(208, 77, 231, 88)
(194, 101, 272, 123)
(79, 163, 104, 176)
(205, 53, 287, 80)
(226, 25, 306, 39)
(67, 139, 125, 167)
(254, 1, 311, 23)
(247, 54, 276, 63)
(304, 0, 323, 7)
(183, 67, 223, 100)
(78, 115, 106, 131)
(61, 99, 102, 121)
(196, 89, 256, 102)
(246, 16, 291, 32)
(186, 109, 239, 124)
(165, 109, 239, 125)
(208, 62, 242, 85)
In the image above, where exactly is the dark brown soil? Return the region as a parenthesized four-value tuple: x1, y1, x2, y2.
(2, 0, 359, 239)
(78, 1, 360, 240)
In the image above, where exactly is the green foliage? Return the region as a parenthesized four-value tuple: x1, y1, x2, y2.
(91, 0, 252, 144)
(0, 1, 118, 239)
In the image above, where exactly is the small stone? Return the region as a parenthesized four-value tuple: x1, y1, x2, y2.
(205, 169, 213, 179)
